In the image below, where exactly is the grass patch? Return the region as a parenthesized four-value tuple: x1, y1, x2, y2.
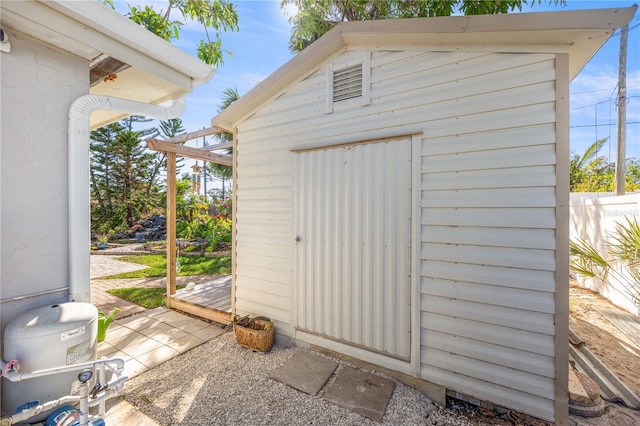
(107, 285, 186, 309)
(103, 254, 231, 279)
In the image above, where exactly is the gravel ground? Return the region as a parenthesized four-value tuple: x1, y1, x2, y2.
(122, 331, 504, 425)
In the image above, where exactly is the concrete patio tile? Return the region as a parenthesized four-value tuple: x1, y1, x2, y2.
(123, 358, 148, 378)
(105, 324, 138, 342)
(118, 336, 164, 358)
(166, 333, 205, 354)
(101, 350, 131, 362)
(191, 325, 227, 341)
(139, 322, 188, 344)
(107, 322, 125, 333)
(142, 307, 169, 318)
(109, 330, 150, 350)
(169, 317, 210, 333)
(97, 342, 119, 358)
(104, 399, 161, 426)
(269, 352, 338, 396)
(136, 345, 180, 369)
(152, 310, 188, 324)
(324, 367, 395, 422)
(116, 314, 159, 331)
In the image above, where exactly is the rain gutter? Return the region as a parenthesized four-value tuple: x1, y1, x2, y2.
(68, 95, 185, 303)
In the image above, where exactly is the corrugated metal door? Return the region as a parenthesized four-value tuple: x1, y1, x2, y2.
(295, 138, 411, 359)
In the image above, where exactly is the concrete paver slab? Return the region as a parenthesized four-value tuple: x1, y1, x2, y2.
(166, 333, 205, 354)
(103, 398, 161, 426)
(139, 322, 189, 344)
(90, 254, 150, 279)
(269, 352, 338, 396)
(117, 314, 160, 331)
(191, 325, 227, 341)
(123, 358, 148, 378)
(136, 345, 181, 368)
(324, 367, 395, 422)
(118, 336, 164, 358)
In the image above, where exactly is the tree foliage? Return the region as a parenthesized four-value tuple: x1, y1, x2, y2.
(206, 87, 238, 197)
(90, 123, 162, 234)
(570, 138, 640, 192)
(284, 0, 566, 52)
(104, 0, 239, 66)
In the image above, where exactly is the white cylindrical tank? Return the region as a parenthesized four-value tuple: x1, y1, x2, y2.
(1, 302, 98, 421)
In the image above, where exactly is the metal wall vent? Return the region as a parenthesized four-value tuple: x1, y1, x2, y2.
(333, 64, 363, 102)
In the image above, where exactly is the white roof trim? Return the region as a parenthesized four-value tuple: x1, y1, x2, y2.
(213, 6, 637, 131)
(1, 0, 215, 128)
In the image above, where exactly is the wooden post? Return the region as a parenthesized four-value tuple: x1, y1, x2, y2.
(166, 151, 177, 306)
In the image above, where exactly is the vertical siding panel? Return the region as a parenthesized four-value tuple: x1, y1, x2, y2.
(342, 149, 353, 342)
(330, 148, 342, 337)
(295, 139, 411, 358)
(398, 140, 412, 355)
(384, 142, 396, 354)
(361, 145, 373, 348)
(372, 145, 385, 351)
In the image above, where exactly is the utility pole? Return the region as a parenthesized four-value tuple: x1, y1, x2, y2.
(615, 24, 628, 196)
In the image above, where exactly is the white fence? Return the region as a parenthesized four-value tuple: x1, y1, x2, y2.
(570, 192, 640, 316)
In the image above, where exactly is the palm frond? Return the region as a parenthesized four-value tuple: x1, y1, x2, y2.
(608, 216, 640, 266)
(569, 238, 609, 280)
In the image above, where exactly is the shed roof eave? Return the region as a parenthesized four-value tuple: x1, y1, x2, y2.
(212, 5, 637, 131)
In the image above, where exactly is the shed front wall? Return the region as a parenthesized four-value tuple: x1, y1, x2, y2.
(1, 28, 87, 328)
(234, 49, 560, 421)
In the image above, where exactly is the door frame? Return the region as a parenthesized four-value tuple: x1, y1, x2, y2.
(290, 132, 422, 377)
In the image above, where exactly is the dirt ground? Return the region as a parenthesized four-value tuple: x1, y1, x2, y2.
(569, 281, 640, 398)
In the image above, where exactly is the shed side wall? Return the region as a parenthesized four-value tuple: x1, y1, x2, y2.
(234, 50, 558, 421)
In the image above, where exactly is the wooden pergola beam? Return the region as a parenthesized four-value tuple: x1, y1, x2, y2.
(144, 126, 233, 306)
(147, 138, 232, 166)
(162, 126, 226, 145)
(200, 141, 233, 151)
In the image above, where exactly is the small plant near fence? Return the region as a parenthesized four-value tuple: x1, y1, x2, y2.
(176, 195, 232, 253)
(570, 216, 640, 309)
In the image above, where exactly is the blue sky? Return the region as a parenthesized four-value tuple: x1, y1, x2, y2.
(115, 1, 639, 175)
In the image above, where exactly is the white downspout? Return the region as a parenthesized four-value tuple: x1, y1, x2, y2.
(68, 95, 185, 303)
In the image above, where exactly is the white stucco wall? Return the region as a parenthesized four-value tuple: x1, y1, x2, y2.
(0, 28, 88, 328)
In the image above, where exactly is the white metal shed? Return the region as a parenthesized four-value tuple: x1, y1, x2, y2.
(213, 7, 637, 424)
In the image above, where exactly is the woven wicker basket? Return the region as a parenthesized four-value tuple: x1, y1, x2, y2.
(234, 316, 274, 352)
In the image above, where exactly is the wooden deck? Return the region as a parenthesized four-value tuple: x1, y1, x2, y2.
(169, 275, 233, 324)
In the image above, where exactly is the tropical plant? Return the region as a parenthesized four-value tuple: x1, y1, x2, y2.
(284, 0, 566, 52)
(207, 87, 238, 197)
(569, 138, 640, 192)
(570, 216, 640, 308)
(213, 195, 232, 217)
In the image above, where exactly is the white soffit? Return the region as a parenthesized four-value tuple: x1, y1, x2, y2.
(0, 0, 215, 129)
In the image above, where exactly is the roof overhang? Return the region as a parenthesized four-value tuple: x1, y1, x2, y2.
(213, 6, 637, 131)
(1, 0, 215, 129)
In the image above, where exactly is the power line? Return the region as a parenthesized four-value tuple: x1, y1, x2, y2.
(571, 85, 640, 96)
(571, 95, 639, 111)
(611, 19, 640, 37)
(570, 121, 640, 129)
